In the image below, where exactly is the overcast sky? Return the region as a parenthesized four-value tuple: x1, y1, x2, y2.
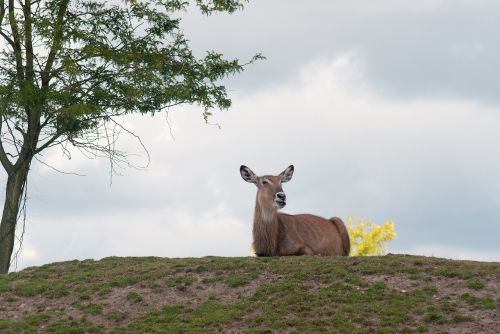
(4, 0, 500, 271)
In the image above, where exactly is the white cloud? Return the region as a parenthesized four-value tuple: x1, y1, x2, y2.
(395, 244, 500, 262)
(15, 205, 252, 270)
(363, 0, 496, 12)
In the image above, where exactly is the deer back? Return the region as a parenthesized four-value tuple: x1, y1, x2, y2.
(277, 213, 346, 256)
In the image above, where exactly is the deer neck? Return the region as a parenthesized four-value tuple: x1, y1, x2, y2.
(253, 198, 279, 256)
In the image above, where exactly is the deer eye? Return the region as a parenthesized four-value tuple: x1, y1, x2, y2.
(262, 180, 269, 186)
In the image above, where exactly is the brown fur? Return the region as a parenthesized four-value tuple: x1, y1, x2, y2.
(253, 210, 350, 257)
(241, 165, 350, 257)
(329, 217, 351, 256)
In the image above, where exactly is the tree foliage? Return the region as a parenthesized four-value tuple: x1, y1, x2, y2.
(0, 0, 261, 273)
(1, 0, 261, 158)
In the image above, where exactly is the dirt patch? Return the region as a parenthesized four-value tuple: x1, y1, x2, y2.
(0, 270, 278, 331)
(364, 273, 498, 296)
(364, 273, 500, 334)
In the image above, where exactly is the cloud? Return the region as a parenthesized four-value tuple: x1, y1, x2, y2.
(14, 205, 252, 270)
(395, 244, 500, 262)
(181, 0, 500, 103)
(8, 50, 500, 271)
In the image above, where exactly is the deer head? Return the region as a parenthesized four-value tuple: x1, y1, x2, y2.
(240, 165, 294, 213)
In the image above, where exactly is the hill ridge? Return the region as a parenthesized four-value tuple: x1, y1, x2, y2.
(0, 255, 499, 333)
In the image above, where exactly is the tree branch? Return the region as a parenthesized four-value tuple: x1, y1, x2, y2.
(24, 0, 34, 82)
(0, 30, 15, 48)
(34, 130, 63, 154)
(3, 117, 22, 154)
(41, 0, 69, 87)
(34, 155, 85, 176)
(0, 0, 16, 48)
(8, 0, 24, 82)
(0, 117, 14, 174)
(0, 0, 5, 22)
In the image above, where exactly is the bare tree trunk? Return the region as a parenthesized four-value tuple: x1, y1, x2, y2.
(0, 160, 30, 274)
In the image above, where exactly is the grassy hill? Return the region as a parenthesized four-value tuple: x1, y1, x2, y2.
(0, 255, 498, 333)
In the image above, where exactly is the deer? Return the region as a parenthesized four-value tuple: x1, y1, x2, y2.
(240, 165, 350, 257)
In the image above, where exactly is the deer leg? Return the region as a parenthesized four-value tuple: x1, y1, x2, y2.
(296, 245, 314, 256)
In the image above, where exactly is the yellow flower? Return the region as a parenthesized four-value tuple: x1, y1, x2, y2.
(347, 216, 397, 256)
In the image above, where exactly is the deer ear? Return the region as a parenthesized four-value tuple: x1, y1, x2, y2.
(240, 165, 258, 185)
(279, 165, 294, 183)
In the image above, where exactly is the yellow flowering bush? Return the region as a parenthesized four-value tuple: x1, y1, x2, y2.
(347, 216, 397, 256)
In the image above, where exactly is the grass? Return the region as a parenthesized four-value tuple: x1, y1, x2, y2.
(0, 255, 498, 333)
(72, 301, 104, 315)
(466, 277, 485, 290)
(225, 274, 252, 288)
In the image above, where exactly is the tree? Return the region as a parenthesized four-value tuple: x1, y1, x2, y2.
(0, 0, 261, 274)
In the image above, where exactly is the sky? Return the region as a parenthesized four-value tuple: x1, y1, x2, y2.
(3, 0, 500, 271)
